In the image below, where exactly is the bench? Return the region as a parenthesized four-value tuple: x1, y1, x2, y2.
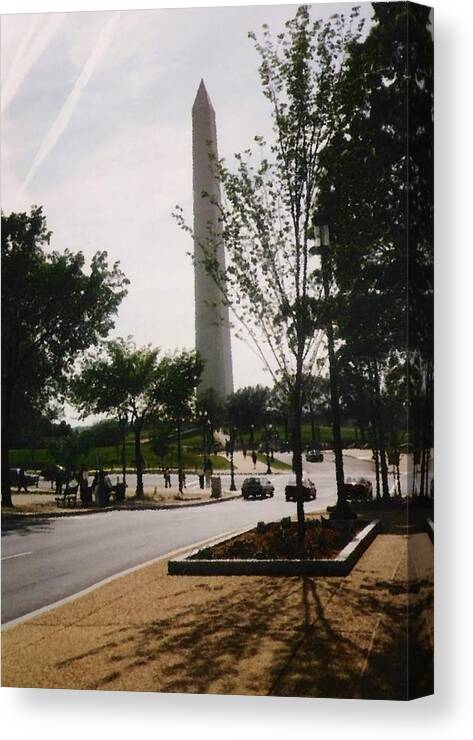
(55, 485, 79, 508)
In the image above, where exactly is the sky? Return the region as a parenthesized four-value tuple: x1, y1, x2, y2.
(1, 2, 373, 424)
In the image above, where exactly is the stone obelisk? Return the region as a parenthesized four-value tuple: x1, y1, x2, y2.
(192, 79, 233, 399)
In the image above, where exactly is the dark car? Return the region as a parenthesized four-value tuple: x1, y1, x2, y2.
(306, 449, 324, 463)
(285, 478, 317, 502)
(41, 465, 66, 488)
(344, 477, 373, 502)
(8, 468, 40, 488)
(242, 477, 274, 500)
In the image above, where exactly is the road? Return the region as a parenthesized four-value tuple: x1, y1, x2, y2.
(2, 452, 380, 624)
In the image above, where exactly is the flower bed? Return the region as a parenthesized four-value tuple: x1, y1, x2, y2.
(191, 518, 362, 561)
(168, 519, 381, 577)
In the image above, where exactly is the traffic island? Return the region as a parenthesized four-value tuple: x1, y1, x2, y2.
(168, 519, 381, 577)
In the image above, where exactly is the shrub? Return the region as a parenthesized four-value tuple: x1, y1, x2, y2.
(256, 521, 267, 535)
(280, 516, 292, 530)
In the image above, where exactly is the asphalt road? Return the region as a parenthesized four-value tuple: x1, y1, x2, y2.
(2, 452, 383, 624)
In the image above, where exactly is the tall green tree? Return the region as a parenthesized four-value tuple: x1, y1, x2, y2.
(318, 2, 433, 497)
(176, 5, 364, 539)
(159, 351, 204, 492)
(1, 207, 128, 506)
(225, 385, 269, 447)
(72, 340, 164, 497)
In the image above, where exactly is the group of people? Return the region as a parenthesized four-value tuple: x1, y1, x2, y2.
(53, 467, 125, 507)
(162, 468, 187, 489)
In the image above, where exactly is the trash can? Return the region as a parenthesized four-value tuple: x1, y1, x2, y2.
(210, 476, 222, 498)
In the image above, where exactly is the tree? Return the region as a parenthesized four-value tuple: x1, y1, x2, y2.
(175, 5, 365, 540)
(1, 207, 128, 506)
(150, 426, 172, 470)
(318, 2, 433, 499)
(47, 431, 90, 478)
(159, 351, 204, 492)
(225, 385, 269, 447)
(72, 339, 164, 497)
(195, 387, 225, 452)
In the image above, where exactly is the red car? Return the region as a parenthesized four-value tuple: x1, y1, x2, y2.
(285, 479, 317, 502)
(344, 477, 373, 502)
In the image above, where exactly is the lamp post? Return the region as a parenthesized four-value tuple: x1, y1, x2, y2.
(250, 423, 255, 450)
(313, 214, 351, 518)
(265, 424, 272, 475)
(118, 411, 127, 486)
(229, 426, 237, 491)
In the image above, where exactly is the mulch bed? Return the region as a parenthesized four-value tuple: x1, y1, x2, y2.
(191, 518, 364, 561)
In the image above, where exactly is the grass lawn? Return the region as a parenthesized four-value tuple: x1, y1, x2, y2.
(10, 422, 359, 472)
(9, 443, 231, 472)
(255, 453, 292, 471)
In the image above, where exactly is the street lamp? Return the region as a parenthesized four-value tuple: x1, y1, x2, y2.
(265, 424, 273, 475)
(229, 426, 237, 491)
(250, 423, 255, 450)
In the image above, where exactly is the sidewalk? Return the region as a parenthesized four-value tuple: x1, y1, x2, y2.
(1, 533, 433, 699)
(2, 489, 241, 518)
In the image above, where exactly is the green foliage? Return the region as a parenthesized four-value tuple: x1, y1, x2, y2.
(1, 206, 128, 502)
(225, 385, 269, 433)
(158, 350, 204, 423)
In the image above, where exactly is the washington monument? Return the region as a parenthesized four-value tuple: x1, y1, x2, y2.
(192, 79, 233, 399)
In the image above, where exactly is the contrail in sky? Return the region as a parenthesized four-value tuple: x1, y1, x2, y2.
(22, 12, 121, 191)
(1, 13, 64, 114)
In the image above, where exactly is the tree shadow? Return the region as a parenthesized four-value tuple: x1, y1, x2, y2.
(1, 515, 54, 537)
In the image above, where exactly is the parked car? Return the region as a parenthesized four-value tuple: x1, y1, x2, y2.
(242, 477, 274, 500)
(285, 478, 317, 502)
(306, 449, 324, 463)
(344, 477, 373, 502)
(8, 468, 40, 488)
(41, 465, 66, 488)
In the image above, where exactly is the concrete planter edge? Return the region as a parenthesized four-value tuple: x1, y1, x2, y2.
(168, 519, 381, 577)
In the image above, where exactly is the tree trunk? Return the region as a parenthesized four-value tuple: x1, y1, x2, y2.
(320, 245, 346, 512)
(372, 359, 389, 498)
(292, 360, 305, 545)
(133, 424, 144, 497)
(372, 442, 381, 499)
(121, 419, 127, 486)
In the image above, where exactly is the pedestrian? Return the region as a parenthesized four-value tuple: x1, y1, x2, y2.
(17, 468, 29, 493)
(164, 467, 171, 488)
(91, 471, 99, 504)
(251, 450, 257, 470)
(55, 470, 64, 497)
(199, 472, 205, 489)
(79, 467, 89, 504)
(243, 448, 247, 459)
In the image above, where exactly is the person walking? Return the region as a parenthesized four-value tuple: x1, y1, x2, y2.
(164, 468, 171, 488)
(17, 468, 29, 493)
(251, 450, 257, 470)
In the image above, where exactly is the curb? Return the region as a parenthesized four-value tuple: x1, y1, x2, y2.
(1, 527, 249, 631)
(1, 492, 242, 521)
(168, 520, 381, 577)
